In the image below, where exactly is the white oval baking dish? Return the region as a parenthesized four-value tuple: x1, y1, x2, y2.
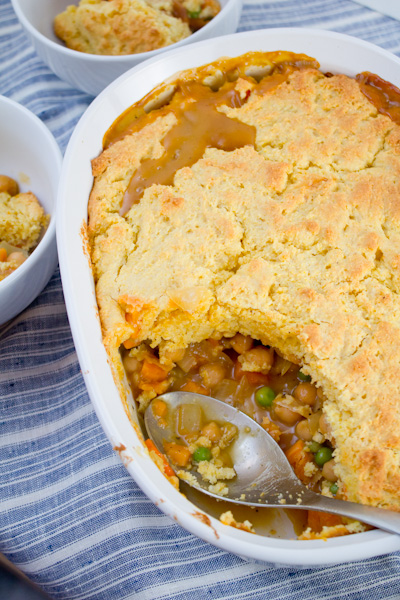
(57, 27, 400, 566)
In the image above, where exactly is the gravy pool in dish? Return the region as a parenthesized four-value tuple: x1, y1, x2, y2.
(87, 51, 400, 540)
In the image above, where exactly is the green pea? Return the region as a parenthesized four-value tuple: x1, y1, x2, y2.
(193, 446, 212, 462)
(307, 441, 322, 454)
(298, 370, 311, 382)
(255, 386, 276, 408)
(330, 483, 339, 495)
(315, 446, 333, 467)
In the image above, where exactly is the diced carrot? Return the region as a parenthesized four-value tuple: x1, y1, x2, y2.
(244, 372, 270, 386)
(141, 360, 169, 383)
(180, 380, 209, 395)
(123, 338, 138, 349)
(163, 441, 192, 467)
(285, 439, 313, 484)
(145, 439, 175, 478)
(285, 439, 305, 463)
(145, 438, 158, 454)
(307, 510, 344, 533)
(0, 248, 7, 262)
(319, 513, 345, 528)
(307, 511, 322, 533)
(152, 398, 168, 418)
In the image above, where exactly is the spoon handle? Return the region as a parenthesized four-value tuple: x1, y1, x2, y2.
(300, 490, 400, 535)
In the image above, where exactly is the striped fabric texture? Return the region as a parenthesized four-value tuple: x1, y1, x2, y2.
(1, 0, 400, 598)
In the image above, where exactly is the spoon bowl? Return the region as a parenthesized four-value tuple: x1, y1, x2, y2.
(145, 391, 400, 536)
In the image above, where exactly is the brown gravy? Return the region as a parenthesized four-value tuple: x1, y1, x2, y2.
(102, 51, 400, 217)
(119, 81, 256, 215)
(103, 51, 319, 215)
(356, 71, 400, 125)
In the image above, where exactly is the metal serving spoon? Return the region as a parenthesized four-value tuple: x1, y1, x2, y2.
(145, 391, 400, 535)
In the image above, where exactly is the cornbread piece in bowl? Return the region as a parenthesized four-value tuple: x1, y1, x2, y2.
(54, 0, 193, 55)
(0, 175, 49, 281)
(0, 188, 46, 251)
(58, 29, 400, 565)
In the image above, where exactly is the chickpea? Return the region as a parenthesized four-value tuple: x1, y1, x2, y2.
(313, 387, 327, 411)
(322, 458, 337, 482)
(293, 382, 317, 406)
(8, 251, 26, 266)
(230, 333, 253, 354)
(199, 363, 226, 387)
(272, 403, 300, 426)
(0, 174, 19, 196)
(319, 413, 332, 436)
(163, 348, 186, 363)
(307, 410, 322, 437)
(240, 346, 274, 374)
(123, 355, 140, 373)
(201, 421, 222, 443)
(295, 418, 313, 442)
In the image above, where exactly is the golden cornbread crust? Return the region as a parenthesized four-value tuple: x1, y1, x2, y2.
(0, 191, 47, 251)
(88, 61, 400, 512)
(54, 0, 191, 55)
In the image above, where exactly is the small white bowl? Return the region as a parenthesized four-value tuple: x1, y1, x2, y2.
(11, 0, 243, 96)
(57, 28, 400, 565)
(0, 96, 62, 325)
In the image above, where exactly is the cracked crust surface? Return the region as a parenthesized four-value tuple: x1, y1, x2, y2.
(88, 65, 400, 511)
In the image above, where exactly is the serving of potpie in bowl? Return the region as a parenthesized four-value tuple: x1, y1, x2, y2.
(57, 28, 400, 565)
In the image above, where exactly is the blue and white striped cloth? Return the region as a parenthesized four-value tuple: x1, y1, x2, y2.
(1, 0, 400, 598)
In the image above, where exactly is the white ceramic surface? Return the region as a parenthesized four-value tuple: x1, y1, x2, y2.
(0, 96, 61, 325)
(57, 28, 400, 565)
(11, 0, 242, 96)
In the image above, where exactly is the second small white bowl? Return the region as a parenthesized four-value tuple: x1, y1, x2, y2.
(11, 0, 243, 96)
(0, 96, 62, 325)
